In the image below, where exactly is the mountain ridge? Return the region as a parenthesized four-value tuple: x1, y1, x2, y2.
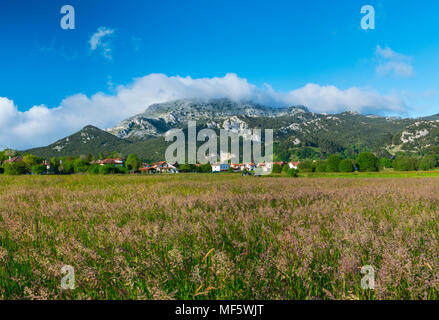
(26, 98, 439, 161)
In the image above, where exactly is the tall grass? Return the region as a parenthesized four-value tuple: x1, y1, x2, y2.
(0, 174, 438, 299)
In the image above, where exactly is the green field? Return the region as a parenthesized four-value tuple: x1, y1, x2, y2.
(0, 174, 439, 300)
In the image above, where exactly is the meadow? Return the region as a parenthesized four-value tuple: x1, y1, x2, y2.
(0, 173, 438, 300)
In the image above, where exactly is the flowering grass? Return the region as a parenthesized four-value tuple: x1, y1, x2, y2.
(0, 174, 438, 300)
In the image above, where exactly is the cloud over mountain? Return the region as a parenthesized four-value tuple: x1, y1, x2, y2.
(0, 73, 409, 150)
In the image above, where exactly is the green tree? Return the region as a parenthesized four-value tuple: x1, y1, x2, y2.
(31, 164, 46, 175)
(296, 148, 319, 160)
(23, 154, 39, 173)
(179, 164, 194, 173)
(3, 162, 26, 175)
(339, 159, 354, 172)
(125, 154, 141, 171)
(59, 160, 75, 174)
(88, 164, 101, 174)
(86, 153, 93, 163)
(74, 159, 89, 173)
(393, 156, 419, 171)
(298, 160, 314, 172)
(49, 157, 60, 174)
(315, 160, 327, 172)
(272, 163, 282, 174)
(115, 166, 128, 174)
(356, 152, 379, 172)
(3, 149, 17, 158)
(100, 164, 115, 174)
(287, 168, 299, 177)
(379, 158, 393, 169)
(282, 164, 290, 174)
(326, 155, 342, 172)
(200, 163, 212, 173)
(0, 150, 6, 162)
(419, 155, 436, 171)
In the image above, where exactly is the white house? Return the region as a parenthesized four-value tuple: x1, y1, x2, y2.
(230, 164, 244, 172)
(288, 161, 300, 169)
(212, 163, 230, 172)
(257, 163, 270, 173)
(93, 158, 125, 167)
(257, 162, 285, 173)
(244, 163, 257, 171)
(139, 161, 179, 173)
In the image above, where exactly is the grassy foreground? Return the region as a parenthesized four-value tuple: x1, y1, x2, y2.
(0, 174, 439, 300)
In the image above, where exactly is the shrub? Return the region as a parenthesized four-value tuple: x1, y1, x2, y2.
(3, 161, 26, 175)
(315, 161, 327, 172)
(59, 160, 75, 174)
(379, 158, 393, 169)
(356, 152, 379, 172)
(298, 160, 314, 173)
(50, 157, 60, 173)
(99, 164, 115, 174)
(179, 164, 194, 173)
(23, 154, 39, 173)
(200, 163, 212, 173)
(287, 168, 299, 177)
(272, 164, 282, 174)
(326, 155, 342, 172)
(339, 159, 354, 172)
(74, 159, 89, 173)
(114, 166, 128, 174)
(88, 164, 101, 175)
(0, 166, 3, 174)
(393, 156, 419, 171)
(419, 155, 436, 171)
(125, 154, 141, 171)
(31, 164, 46, 175)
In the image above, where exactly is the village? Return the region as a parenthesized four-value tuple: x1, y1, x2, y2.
(1, 155, 300, 175)
(94, 158, 301, 174)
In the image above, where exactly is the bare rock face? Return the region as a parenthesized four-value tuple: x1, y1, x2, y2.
(105, 98, 309, 139)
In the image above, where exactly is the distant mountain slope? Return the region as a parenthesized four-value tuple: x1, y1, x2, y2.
(27, 125, 130, 158)
(26, 125, 168, 162)
(25, 98, 439, 161)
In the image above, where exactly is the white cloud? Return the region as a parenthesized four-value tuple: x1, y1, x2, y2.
(375, 45, 414, 77)
(89, 27, 115, 60)
(284, 83, 407, 114)
(0, 73, 409, 150)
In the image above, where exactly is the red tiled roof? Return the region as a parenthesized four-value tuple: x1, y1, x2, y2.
(98, 158, 124, 165)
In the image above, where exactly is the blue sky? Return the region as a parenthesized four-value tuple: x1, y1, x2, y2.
(1, 0, 439, 149)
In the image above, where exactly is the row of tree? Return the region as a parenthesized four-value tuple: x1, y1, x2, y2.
(0, 151, 144, 175)
(2, 149, 438, 176)
(297, 152, 439, 173)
